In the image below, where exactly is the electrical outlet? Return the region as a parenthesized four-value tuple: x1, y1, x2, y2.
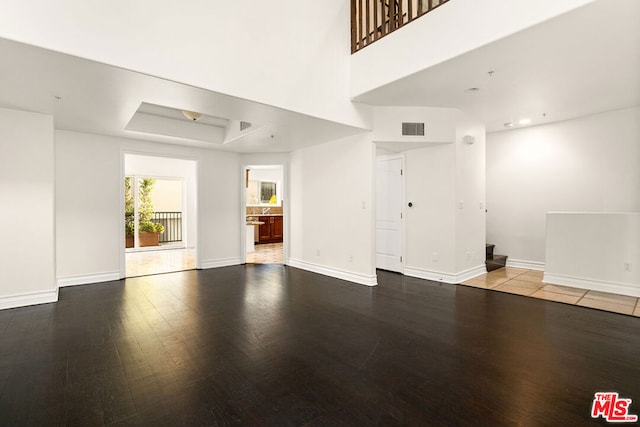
(623, 262, 632, 272)
(316, 249, 320, 256)
(348, 256, 353, 263)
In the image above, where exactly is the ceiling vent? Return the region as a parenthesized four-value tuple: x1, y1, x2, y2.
(240, 121, 252, 131)
(402, 122, 425, 136)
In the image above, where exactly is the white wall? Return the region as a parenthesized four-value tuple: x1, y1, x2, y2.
(150, 180, 183, 212)
(350, 0, 593, 97)
(486, 107, 640, 267)
(374, 107, 486, 283)
(55, 130, 241, 285)
(0, 108, 56, 308)
(124, 154, 197, 247)
(55, 131, 121, 283)
(404, 144, 457, 275)
(0, 0, 368, 128)
(247, 168, 282, 184)
(545, 213, 640, 297)
(454, 113, 486, 274)
(289, 133, 376, 285)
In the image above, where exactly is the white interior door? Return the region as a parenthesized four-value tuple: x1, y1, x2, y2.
(376, 155, 403, 272)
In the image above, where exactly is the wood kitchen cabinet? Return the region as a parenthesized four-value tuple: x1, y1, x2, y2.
(258, 216, 283, 243)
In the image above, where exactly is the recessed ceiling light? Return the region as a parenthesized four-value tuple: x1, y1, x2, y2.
(504, 122, 514, 128)
(464, 87, 480, 93)
(518, 118, 532, 125)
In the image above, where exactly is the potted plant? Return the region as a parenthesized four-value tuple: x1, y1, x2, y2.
(125, 177, 165, 247)
(125, 222, 135, 248)
(138, 221, 165, 247)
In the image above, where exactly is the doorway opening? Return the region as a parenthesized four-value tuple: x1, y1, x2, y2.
(244, 165, 284, 264)
(124, 154, 197, 277)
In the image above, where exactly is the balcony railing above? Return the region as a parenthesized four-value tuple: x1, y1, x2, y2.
(351, 0, 451, 53)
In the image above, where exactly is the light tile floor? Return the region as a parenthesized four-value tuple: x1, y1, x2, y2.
(246, 242, 283, 264)
(126, 247, 196, 277)
(463, 267, 640, 317)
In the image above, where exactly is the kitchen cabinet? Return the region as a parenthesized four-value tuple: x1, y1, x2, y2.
(257, 215, 283, 243)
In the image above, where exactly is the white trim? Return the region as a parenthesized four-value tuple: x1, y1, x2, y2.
(454, 265, 488, 283)
(404, 264, 486, 284)
(543, 273, 640, 298)
(506, 259, 545, 271)
(58, 272, 120, 287)
(288, 258, 378, 287)
(200, 257, 242, 270)
(0, 288, 59, 310)
(120, 150, 125, 278)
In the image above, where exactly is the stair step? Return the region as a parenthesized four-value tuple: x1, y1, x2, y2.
(485, 254, 508, 272)
(486, 244, 495, 258)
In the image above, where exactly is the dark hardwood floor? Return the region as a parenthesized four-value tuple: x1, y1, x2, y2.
(0, 265, 638, 426)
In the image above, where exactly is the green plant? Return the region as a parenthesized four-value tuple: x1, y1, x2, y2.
(125, 177, 135, 237)
(124, 177, 165, 236)
(125, 221, 135, 237)
(139, 222, 165, 234)
(138, 178, 155, 225)
(138, 178, 165, 234)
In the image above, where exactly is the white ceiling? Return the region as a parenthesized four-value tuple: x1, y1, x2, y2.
(0, 0, 637, 149)
(0, 37, 365, 153)
(354, 0, 640, 133)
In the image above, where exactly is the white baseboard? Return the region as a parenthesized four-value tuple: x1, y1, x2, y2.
(543, 273, 640, 298)
(57, 272, 121, 287)
(507, 259, 545, 271)
(404, 264, 486, 284)
(287, 258, 378, 287)
(200, 257, 242, 270)
(0, 288, 59, 310)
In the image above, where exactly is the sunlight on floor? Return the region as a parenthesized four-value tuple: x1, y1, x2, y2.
(126, 247, 196, 277)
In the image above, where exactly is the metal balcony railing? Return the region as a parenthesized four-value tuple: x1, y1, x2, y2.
(150, 212, 182, 243)
(351, 0, 451, 53)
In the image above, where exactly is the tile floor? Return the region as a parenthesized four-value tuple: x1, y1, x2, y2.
(126, 247, 196, 277)
(246, 242, 284, 264)
(463, 267, 640, 317)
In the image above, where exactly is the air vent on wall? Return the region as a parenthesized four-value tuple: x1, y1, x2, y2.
(240, 121, 252, 131)
(402, 122, 425, 136)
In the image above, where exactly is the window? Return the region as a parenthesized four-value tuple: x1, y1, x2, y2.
(260, 181, 277, 204)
